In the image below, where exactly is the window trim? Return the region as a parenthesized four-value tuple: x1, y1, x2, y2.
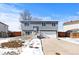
(24, 22, 29, 26)
(42, 22, 46, 26)
(52, 23, 56, 26)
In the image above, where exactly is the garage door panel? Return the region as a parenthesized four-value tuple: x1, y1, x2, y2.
(41, 31, 57, 38)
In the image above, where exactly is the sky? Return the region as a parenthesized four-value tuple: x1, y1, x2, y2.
(0, 3, 79, 31)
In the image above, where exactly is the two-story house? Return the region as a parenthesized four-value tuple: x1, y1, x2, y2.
(20, 11, 58, 38)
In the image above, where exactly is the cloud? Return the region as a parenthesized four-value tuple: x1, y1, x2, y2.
(32, 15, 59, 21)
(0, 4, 21, 13)
(0, 12, 21, 31)
(76, 11, 79, 15)
(0, 4, 21, 31)
(66, 15, 79, 21)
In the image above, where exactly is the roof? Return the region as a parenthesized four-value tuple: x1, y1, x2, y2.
(0, 22, 8, 26)
(66, 29, 79, 33)
(29, 20, 58, 22)
(64, 20, 79, 25)
(20, 20, 58, 24)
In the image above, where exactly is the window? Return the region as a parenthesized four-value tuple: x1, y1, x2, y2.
(52, 23, 56, 26)
(26, 31, 30, 35)
(54, 23, 56, 26)
(33, 26, 39, 32)
(42, 22, 46, 26)
(24, 22, 29, 26)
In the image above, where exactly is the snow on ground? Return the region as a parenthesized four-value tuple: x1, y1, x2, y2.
(0, 37, 44, 55)
(0, 38, 11, 43)
(20, 38, 44, 55)
(0, 48, 22, 55)
(0, 37, 20, 43)
(59, 38, 79, 44)
(0, 37, 22, 55)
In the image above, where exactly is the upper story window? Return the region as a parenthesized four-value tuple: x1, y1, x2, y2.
(42, 22, 46, 26)
(24, 22, 29, 26)
(52, 23, 56, 26)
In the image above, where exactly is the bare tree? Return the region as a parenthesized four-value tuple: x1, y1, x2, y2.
(19, 10, 32, 40)
(20, 10, 32, 21)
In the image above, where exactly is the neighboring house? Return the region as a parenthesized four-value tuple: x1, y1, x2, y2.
(64, 20, 79, 38)
(20, 11, 58, 38)
(0, 22, 8, 37)
(64, 20, 79, 32)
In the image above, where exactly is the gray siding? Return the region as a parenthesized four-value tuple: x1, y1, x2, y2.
(0, 22, 8, 37)
(0, 23, 8, 32)
(21, 20, 58, 38)
(21, 22, 58, 31)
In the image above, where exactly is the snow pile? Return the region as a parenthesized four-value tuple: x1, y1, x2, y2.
(0, 37, 21, 43)
(0, 48, 22, 55)
(0, 37, 23, 55)
(0, 37, 44, 55)
(20, 38, 44, 55)
(59, 38, 79, 44)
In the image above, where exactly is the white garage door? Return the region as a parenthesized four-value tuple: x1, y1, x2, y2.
(41, 31, 57, 38)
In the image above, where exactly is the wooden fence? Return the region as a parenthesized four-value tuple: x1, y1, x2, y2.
(58, 32, 70, 37)
(8, 32, 21, 37)
(70, 33, 79, 38)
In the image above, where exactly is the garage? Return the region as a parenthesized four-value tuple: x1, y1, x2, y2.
(40, 30, 57, 38)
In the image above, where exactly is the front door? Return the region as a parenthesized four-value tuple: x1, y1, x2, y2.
(33, 26, 39, 32)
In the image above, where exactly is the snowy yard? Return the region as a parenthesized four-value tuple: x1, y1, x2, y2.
(20, 38, 44, 55)
(0, 37, 44, 55)
(59, 38, 79, 44)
